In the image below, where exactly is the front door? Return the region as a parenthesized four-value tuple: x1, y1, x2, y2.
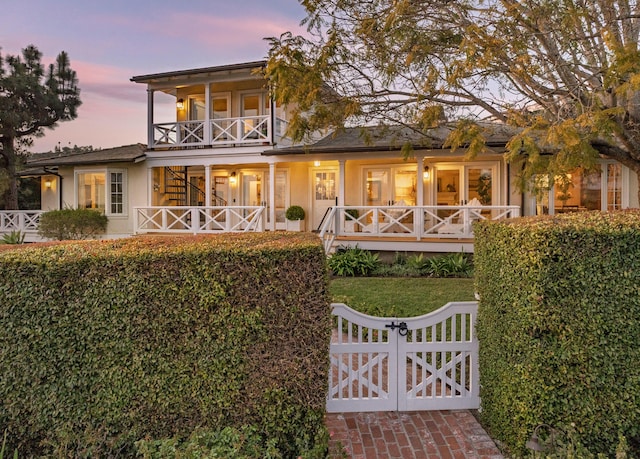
(312, 169, 337, 230)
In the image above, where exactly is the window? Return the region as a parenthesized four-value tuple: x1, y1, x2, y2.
(536, 163, 624, 215)
(76, 169, 127, 216)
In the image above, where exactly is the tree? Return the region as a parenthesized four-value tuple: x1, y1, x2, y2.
(266, 0, 640, 200)
(0, 45, 81, 209)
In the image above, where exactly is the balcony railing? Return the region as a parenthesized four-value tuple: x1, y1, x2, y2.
(133, 206, 265, 234)
(151, 115, 288, 148)
(318, 205, 521, 253)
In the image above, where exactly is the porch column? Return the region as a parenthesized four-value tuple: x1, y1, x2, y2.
(417, 156, 425, 207)
(205, 166, 211, 207)
(338, 160, 346, 206)
(147, 167, 154, 206)
(204, 84, 211, 144)
(147, 89, 154, 148)
(269, 163, 276, 231)
(415, 156, 425, 240)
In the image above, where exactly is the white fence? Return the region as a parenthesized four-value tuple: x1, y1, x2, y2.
(133, 206, 265, 234)
(327, 302, 479, 413)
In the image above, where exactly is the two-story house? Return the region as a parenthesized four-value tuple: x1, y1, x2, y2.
(8, 60, 638, 252)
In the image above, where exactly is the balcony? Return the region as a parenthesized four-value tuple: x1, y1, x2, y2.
(150, 115, 288, 149)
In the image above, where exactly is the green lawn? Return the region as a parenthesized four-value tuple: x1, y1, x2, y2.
(329, 277, 476, 317)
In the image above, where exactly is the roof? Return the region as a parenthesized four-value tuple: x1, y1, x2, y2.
(131, 61, 267, 84)
(27, 144, 147, 167)
(264, 123, 517, 156)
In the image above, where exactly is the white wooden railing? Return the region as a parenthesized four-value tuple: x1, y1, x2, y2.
(152, 115, 288, 148)
(319, 205, 520, 253)
(0, 211, 43, 235)
(133, 206, 265, 234)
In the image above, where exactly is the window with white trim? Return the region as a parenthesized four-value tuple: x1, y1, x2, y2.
(535, 162, 624, 215)
(76, 169, 127, 216)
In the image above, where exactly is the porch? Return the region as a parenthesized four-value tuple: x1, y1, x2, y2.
(0, 211, 43, 243)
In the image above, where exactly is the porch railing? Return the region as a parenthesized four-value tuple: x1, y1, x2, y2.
(152, 115, 288, 148)
(319, 205, 521, 253)
(0, 211, 43, 234)
(133, 206, 265, 234)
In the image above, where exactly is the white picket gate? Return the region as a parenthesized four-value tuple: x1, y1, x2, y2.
(327, 302, 479, 413)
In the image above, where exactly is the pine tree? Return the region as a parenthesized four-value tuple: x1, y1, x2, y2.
(0, 45, 81, 209)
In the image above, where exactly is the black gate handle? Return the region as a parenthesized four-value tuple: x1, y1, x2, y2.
(385, 321, 408, 336)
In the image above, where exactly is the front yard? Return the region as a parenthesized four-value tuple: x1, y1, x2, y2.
(329, 276, 476, 317)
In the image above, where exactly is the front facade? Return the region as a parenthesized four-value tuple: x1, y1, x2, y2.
(4, 61, 638, 250)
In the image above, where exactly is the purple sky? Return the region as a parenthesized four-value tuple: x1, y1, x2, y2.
(1, 0, 308, 152)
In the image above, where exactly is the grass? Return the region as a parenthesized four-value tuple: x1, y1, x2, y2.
(329, 276, 476, 317)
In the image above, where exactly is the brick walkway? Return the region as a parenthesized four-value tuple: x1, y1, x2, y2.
(325, 410, 504, 459)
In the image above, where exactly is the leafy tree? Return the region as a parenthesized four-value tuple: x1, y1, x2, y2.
(266, 0, 640, 199)
(0, 45, 81, 209)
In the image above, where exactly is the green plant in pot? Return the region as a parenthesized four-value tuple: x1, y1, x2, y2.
(285, 205, 306, 231)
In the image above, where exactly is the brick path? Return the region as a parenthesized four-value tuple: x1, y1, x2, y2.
(325, 410, 504, 459)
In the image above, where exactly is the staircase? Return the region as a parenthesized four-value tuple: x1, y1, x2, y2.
(163, 166, 206, 206)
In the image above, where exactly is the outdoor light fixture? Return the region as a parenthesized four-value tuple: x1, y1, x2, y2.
(44, 179, 52, 189)
(313, 160, 321, 167)
(229, 171, 237, 185)
(423, 165, 430, 180)
(176, 98, 184, 110)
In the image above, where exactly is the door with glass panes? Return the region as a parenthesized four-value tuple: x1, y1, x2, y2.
(364, 167, 417, 206)
(240, 170, 287, 229)
(312, 169, 337, 229)
(434, 165, 496, 206)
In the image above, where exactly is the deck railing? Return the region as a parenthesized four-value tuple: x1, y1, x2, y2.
(0, 210, 43, 235)
(133, 206, 265, 234)
(319, 205, 521, 253)
(151, 115, 288, 148)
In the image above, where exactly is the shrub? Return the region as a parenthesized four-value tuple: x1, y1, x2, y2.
(285, 205, 305, 220)
(474, 211, 640, 457)
(0, 232, 330, 457)
(328, 246, 380, 276)
(0, 230, 25, 244)
(427, 252, 473, 277)
(344, 208, 359, 220)
(37, 208, 108, 240)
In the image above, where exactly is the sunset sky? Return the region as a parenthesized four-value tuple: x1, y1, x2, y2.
(1, 0, 308, 152)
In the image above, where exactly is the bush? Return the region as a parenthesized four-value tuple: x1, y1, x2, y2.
(0, 232, 331, 457)
(344, 208, 359, 220)
(474, 211, 640, 457)
(328, 246, 380, 276)
(0, 230, 25, 244)
(285, 205, 305, 220)
(37, 208, 108, 240)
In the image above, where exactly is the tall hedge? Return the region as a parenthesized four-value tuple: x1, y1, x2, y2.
(474, 211, 640, 456)
(0, 232, 331, 458)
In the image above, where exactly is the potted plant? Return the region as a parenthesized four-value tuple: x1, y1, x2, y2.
(285, 205, 306, 231)
(344, 208, 359, 232)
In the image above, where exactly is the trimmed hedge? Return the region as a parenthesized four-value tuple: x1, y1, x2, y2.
(474, 211, 640, 456)
(37, 208, 108, 240)
(0, 232, 331, 458)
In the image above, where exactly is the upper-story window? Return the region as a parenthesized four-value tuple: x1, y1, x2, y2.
(76, 169, 127, 216)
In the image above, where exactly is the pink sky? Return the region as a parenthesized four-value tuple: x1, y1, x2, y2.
(1, 0, 308, 152)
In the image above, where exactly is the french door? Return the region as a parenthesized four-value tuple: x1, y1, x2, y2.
(240, 170, 288, 229)
(434, 164, 497, 206)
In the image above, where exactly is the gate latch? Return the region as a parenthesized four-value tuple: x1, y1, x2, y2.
(385, 321, 408, 336)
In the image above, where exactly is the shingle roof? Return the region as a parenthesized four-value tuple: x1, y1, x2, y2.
(264, 123, 517, 155)
(131, 61, 267, 84)
(27, 144, 147, 167)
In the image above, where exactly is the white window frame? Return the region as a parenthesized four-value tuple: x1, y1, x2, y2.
(74, 168, 128, 217)
(538, 161, 629, 215)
